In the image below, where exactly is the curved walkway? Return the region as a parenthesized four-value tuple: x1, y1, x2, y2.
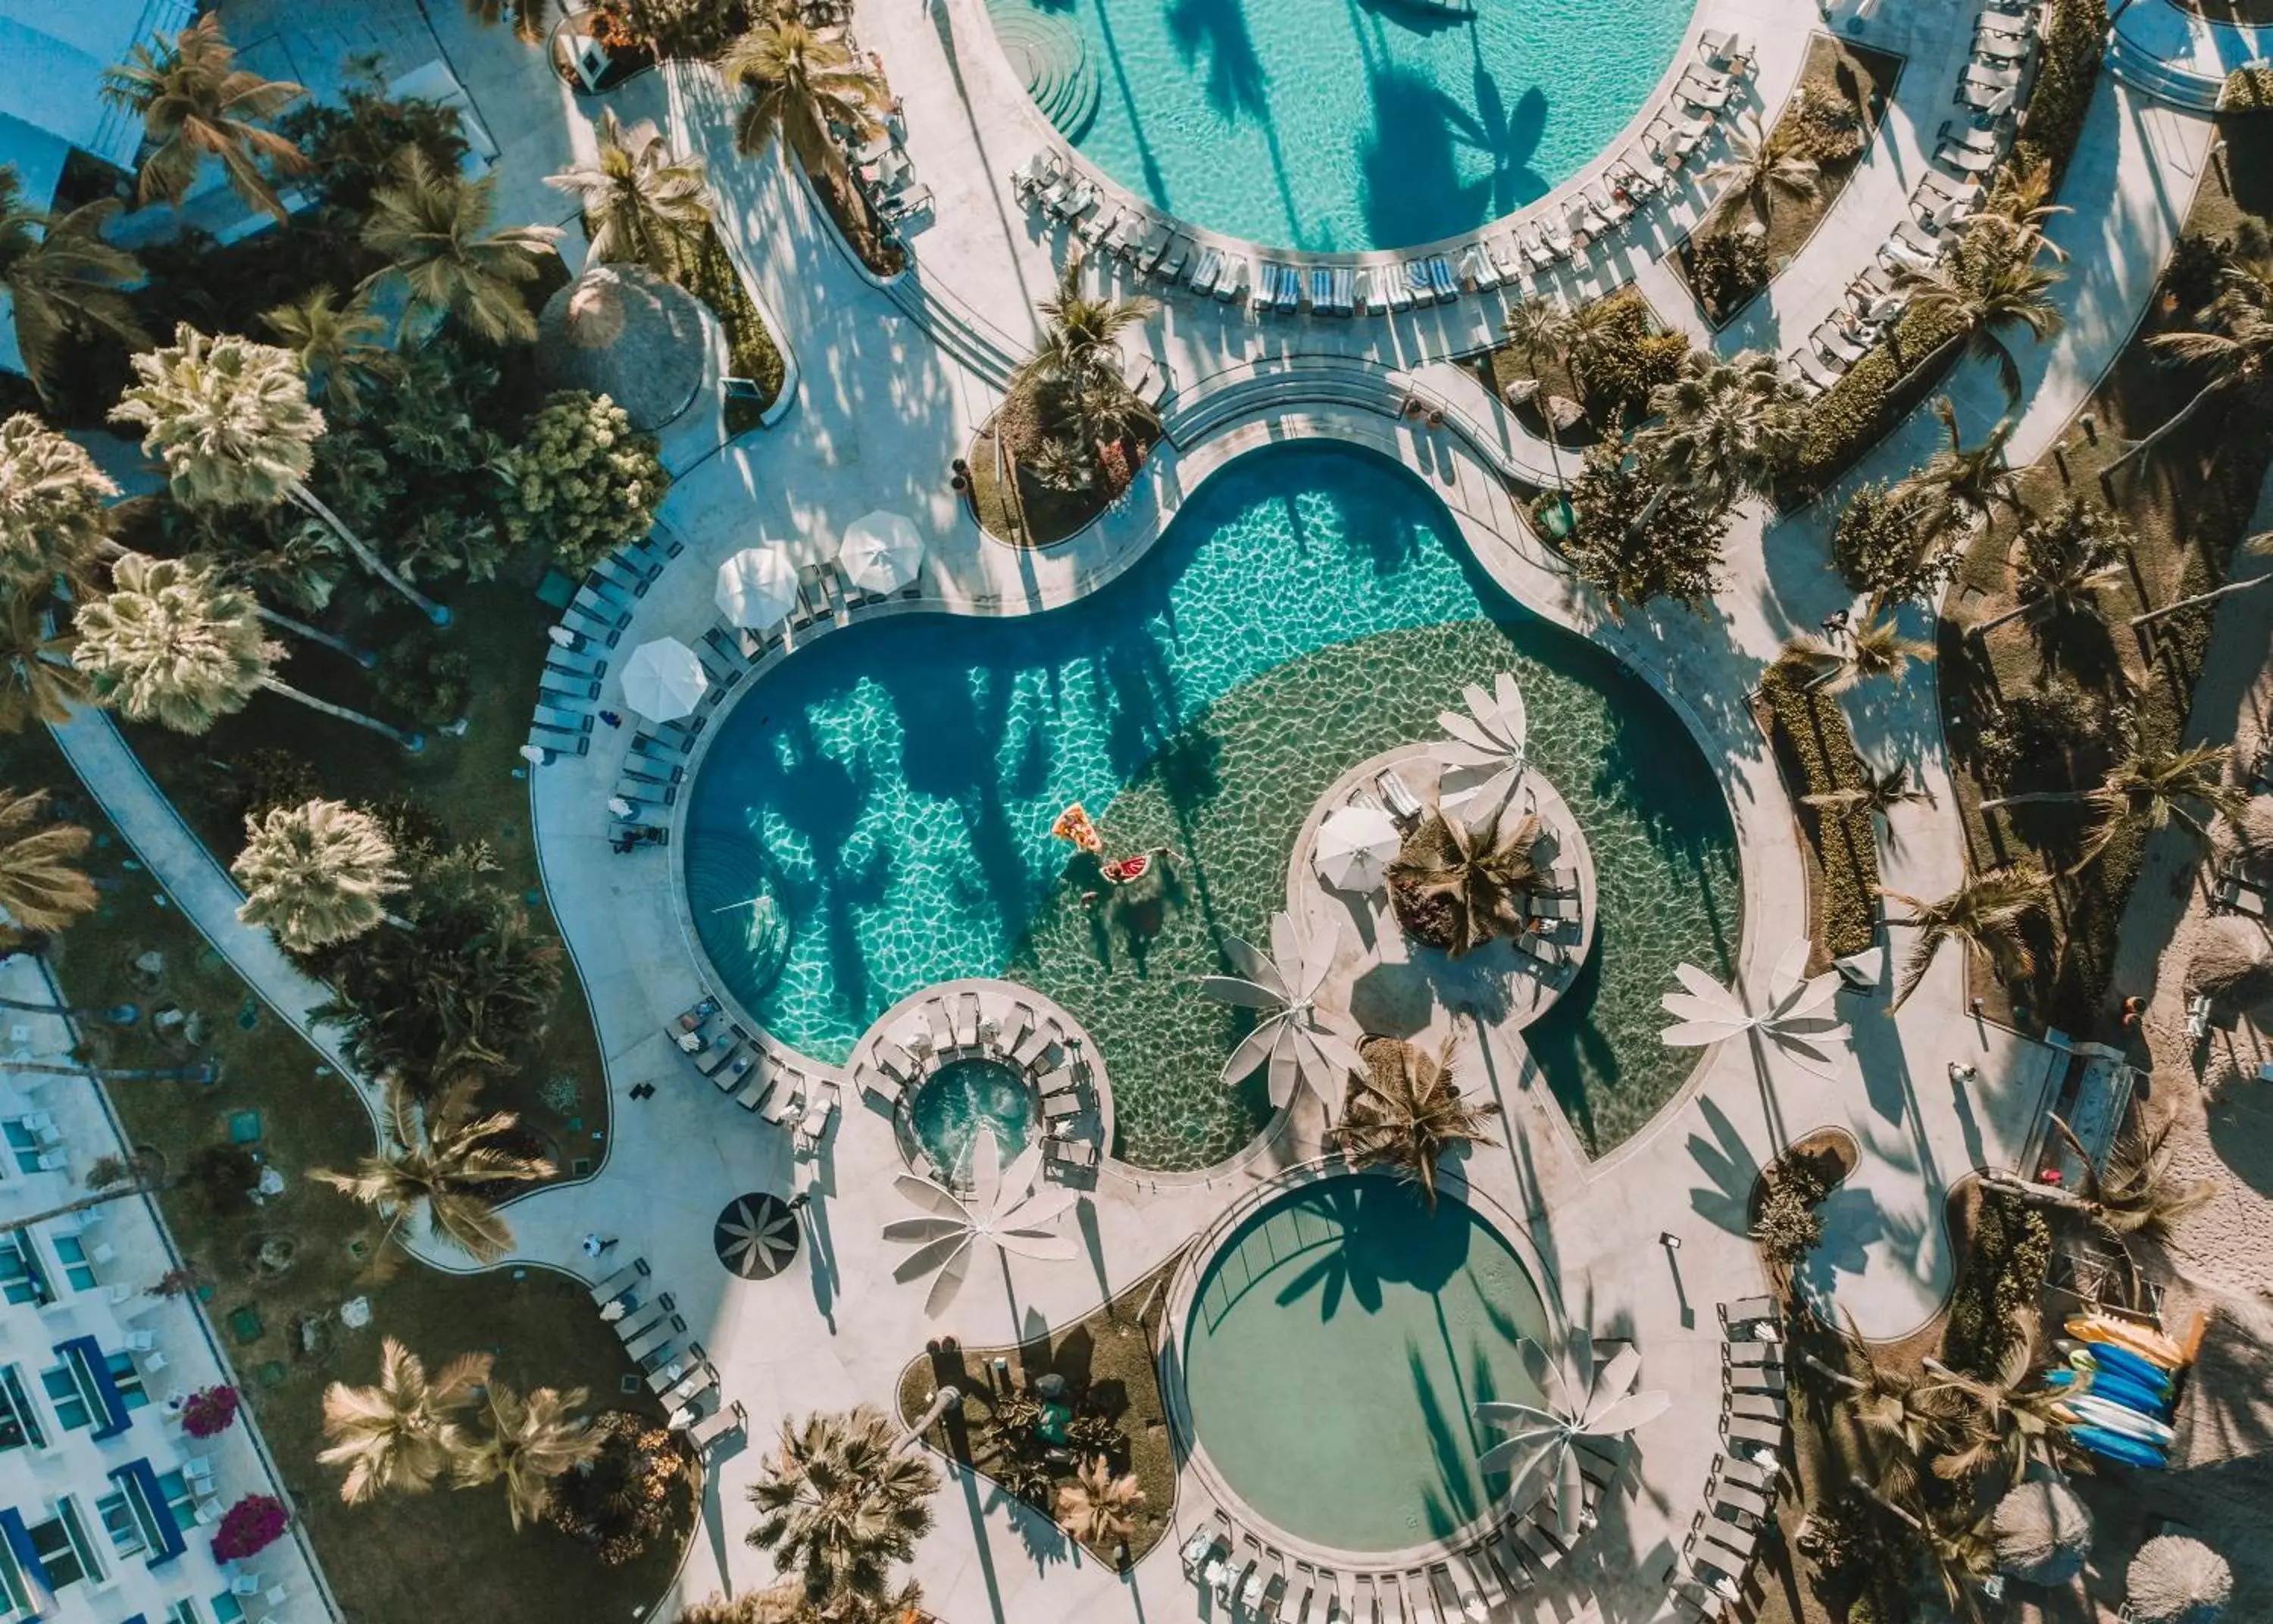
(46, 7, 2218, 1624)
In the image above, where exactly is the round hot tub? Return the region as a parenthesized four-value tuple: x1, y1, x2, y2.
(904, 1055, 1038, 1182)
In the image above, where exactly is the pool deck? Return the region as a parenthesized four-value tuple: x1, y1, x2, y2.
(48, 0, 2223, 1622)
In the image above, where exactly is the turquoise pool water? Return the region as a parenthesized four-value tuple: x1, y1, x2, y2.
(683, 441, 1739, 1168)
(982, 0, 1693, 251)
(1182, 1176, 1550, 1551)
(905, 1057, 1036, 1179)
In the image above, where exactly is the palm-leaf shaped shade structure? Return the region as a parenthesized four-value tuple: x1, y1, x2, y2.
(1437, 671, 1529, 814)
(1474, 1326, 1671, 1540)
(1659, 938, 1852, 1082)
(1196, 912, 1363, 1107)
(883, 1134, 1079, 1316)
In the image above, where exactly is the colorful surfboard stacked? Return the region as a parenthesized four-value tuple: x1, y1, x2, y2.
(2037, 1313, 2189, 1469)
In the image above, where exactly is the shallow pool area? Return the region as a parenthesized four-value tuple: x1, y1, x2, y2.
(683, 441, 1740, 1170)
(1180, 1175, 1550, 1551)
(982, 0, 1693, 251)
(905, 1056, 1037, 1179)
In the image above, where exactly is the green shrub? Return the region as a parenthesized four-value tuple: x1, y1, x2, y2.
(1789, 303, 1968, 495)
(1754, 1154, 1833, 1263)
(495, 390, 669, 571)
(1757, 657, 1881, 957)
(1786, 80, 1867, 164)
(1690, 230, 1770, 323)
(2008, 0, 2107, 191)
(1834, 479, 1956, 603)
(1571, 289, 1689, 426)
(1555, 444, 1731, 614)
(1943, 1188, 2053, 1377)
(2224, 64, 2273, 111)
(373, 632, 475, 727)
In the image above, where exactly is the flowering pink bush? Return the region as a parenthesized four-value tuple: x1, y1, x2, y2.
(211, 1494, 288, 1563)
(182, 1385, 239, 1439)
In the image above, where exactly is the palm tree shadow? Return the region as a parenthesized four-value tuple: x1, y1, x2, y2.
(1165, 0, 1271, 120)
(1687, 1092, 1762, 1234)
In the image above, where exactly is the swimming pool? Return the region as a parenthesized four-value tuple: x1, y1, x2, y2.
(1180, 1174, 1550, 1551)
(903, 1056, 1036, 1180)
(682, 440, 1739, 1168)
(982, 0, 1694, 251)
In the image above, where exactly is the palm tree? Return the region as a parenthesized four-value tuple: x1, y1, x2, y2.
(110, 323, 449, 623)
(1804, 1314, 1962, 1483)
(1333, 1032, 1502, 1209)
(748, 1406, 940, 1612)
(0, 171, 149, 405)
(2107, 252, 2273, 480)
(1012, 255, 1158, 458)
(1502, 292, 1574, 381)
(317, 1338, 490, 1502)
(1981, 742, 2246, 867)
(1632, 348, 1804, 533)
(314, 1069, 552, 1263)
(1055, 1457, 1144, 1552)
(1880, 863, 2052, 1008)
(0, 1151, 174, 1238)
(0, 598, 89, 732)
(1802, 757, 1929, 825)
(1387, 804, 1543, 958)
(2132, 529, 2273, 630)
(231, 798, 405, 953)
(1917, 1329, 2071, 1489)
(1974, 497, 2131, 638)
(1783, 612, 1936, 695)
(723, 19, 888, 205)
(1896, 214, 2064, 404)
(72, 552, 426, 748)
(261, 287, 394, 418)
(99, 17, 308, 219)
(1890, 398, 2028, 550)
(0, 413, 120, 597)
(546, 108, 713, 275)
(455, 1380, 601, 1529)
(0, 788, 95, 937)
(1704, 110, 1821, 225)
(361, 148, 561, 346)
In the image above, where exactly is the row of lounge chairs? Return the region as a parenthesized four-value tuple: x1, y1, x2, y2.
(671, 996, 843, 1154)
(1668, 1298, 1787, 1619)
(1009, 31, 1748, 321)
(588, 1256, 746, 1455)
(528, 526, 685, 772)
(858, 988, 1104, 1179)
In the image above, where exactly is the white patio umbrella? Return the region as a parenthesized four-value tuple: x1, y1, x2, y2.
(1312, 804, 1401, 893)
(714, 545, 801, 629)
(836, 510, 926, 595)
(621, 636, 707, 721)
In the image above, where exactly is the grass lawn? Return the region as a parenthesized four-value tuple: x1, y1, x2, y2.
(897, 1262, 1176, 1564)
(1934, 112, 2273, 1036)
(0, 724, 691, 1624)
(1673, 36, 1906, 327)
(118, 573, 608, 1164)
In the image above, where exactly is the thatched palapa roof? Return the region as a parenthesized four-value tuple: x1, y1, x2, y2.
(536, 262, 711, 433)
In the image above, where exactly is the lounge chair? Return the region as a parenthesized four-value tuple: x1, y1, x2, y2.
(589, 1260, 649, 1307)
(1517, 223, 1558, 270)
(624, 1316, 684, 1363)
(1457, 242, 1496, 290)
(1054, 179, 1096, 222)
(1814, 322, 1870, 366)
(1076, 202, 1123, 246)
(1675, 77, 1733, 112)
(1152, 233, 1192, 281)
(1404, 260, 1435, 306)
(762, 1076, 807, 1126)
(1671, 1576, 1730, 1620)
(1723, 1412, 1783, 1450)
(1981, 5, 2036, 33)
(1043, 1136, 1100, 1172)
(1252, 261, 1285, 312)
(1132, 219, 1172, 267)
(1214, 255, 1249, 302)
(686, 1399, 746, 1455)
(1725, 1338, 1782, 1369)
(1329, 265, 1355, 314)
(1105, 210, 1151, 258)
(1713, 1481, 1773, 1526)
(1975, 29, 2032, 61)
(1529, 893, 1583, 923)
(1697, 27, 1734, 62)
(1375, 769, 1424, 824)
(1189, 245, 1222, 295)
(1541, 214, 1577, 258)
(1588, 178, 1634, 225)
(1718, 1294, 1777, 1329)
(1384, 263, 1416, 311)
(796, 1079, 840, 1149)
(1514, 1519, 1568, 1572)
(1240, 1554, 1269, 1614)
(1727, 1390, 1788, 1423)
(1310, 265, 1336, 314)
(1877, 235, 1940, 277)
(1009, 150, 1055, 198)
(1936, 140, 2002, 176)
(1484, 234, 1524, 282)
(1619, 146, 1671, 192)
(1717, 1451, 1777, 1493)
(1180, 1528, 1219, 1579)
(1425, 256, 1459, 302)
(1273, 264, 1301, 312)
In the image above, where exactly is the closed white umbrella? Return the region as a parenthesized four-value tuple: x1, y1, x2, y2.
(621, 637, 707, 722)
(714, 545, 800, 629)
(836, 510, 925, 595)
(1313, 804, 1401, 893)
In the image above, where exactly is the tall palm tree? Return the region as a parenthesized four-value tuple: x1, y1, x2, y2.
(2107, 252, 2273, 480)
(0, 171, 149, 405)
(1889, 398, 2028, 549)
(1013, 255, 1157, 458)
(1804, 1314, 1962, 1485)
(0, 414, 119, 598)
(1055, 1457, 1145, 1552)
(72, 552, 424, 748)
(1704, 110, 1821, 225)
(1502, 292, 1574, 381)
(1982, 743, 2246, 868)
(2045, 1115, 2216, 1249)
(1880, 862, 2052, 1008)
(1917, 1329, 2070, 1489)
(1333, 1032, 1502, 1209)
(1896, 215, 2064, 405)
(748, 1407, 940, 1612)
(0, 598, 89, 732)
(317, 1338, 490, 1502)
(1802, 757, 1929, 825)
(546, 108, 714, 275)
(361, 148, 561, 346)
(1784, 612, 1936, 695)
(314, 1069, 554, 1262)
(1632, 348, 1804, 533)
(99, 17, 308, 219)
(1974, 497, 2131, 638)
(1387, 804, 1543, 958)
(0, 788, 95, 938)
(110, 323, 448, 623)
(723, 19, 887, 205)
(455, 1380, 601, 1529)
(230, 798, 405, 953)
(261, 287, 394, 419)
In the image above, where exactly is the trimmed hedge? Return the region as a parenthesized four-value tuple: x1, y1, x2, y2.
(1943, 1188, 2053, 1377)
(2011, 0, 2108, 191)
(1757, 657, 1881, 958)
(2224, 64, 2273, 111)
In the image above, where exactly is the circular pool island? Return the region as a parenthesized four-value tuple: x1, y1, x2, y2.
(1172, 1170, 1554, 1557)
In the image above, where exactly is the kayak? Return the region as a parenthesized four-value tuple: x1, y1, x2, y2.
(2065, 1423, 2168, 1469)
(2081, 1341, 2178, 1395)
(2064, 1313, 2185, 1369)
